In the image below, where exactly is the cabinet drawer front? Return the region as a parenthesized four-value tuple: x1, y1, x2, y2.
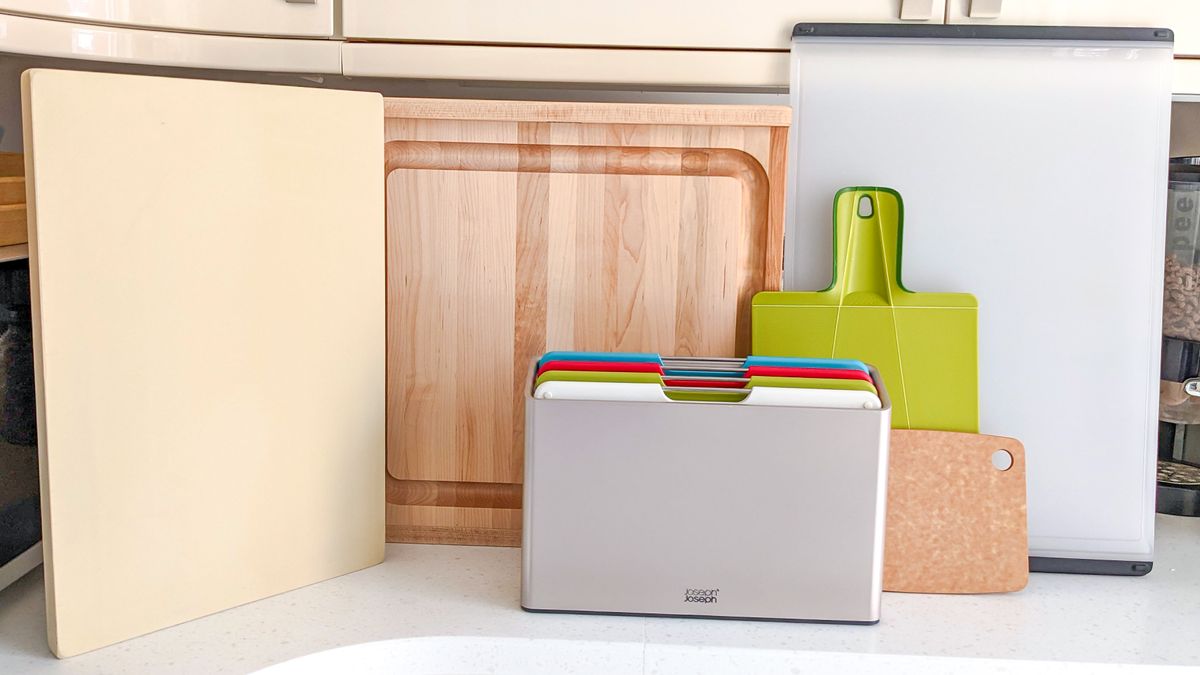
(947, 0, 1198, 56)
(0, 0, 334, 37)
(344, 0, 941, 49)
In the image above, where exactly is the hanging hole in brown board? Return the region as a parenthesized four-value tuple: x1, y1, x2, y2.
(991, 448, 1014, 471)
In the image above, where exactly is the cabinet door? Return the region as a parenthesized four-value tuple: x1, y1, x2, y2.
(946, 0, 1200, 56)
(0, 0, 334, 37)
(344, 0, 945, 49)
(23, 69, 383, 657)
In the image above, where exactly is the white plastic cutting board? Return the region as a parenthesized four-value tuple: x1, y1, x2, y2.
(786, 28, 1172, 565)
(22, 70, 385, 657)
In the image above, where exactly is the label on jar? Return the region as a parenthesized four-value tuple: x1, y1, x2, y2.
(1167, 183, 1200, 266)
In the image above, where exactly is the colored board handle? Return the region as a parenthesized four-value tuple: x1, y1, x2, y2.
(744, 365, 875, 384)
(536, 351, 872, 374)
(534, 381, 672, 402)
(746, 375, 878, 397)
(662, 378, 746, 389)
(537, 351, 661, 368)
(536, 360, 664, 378)
(535, 370, 878, 396)
(533, 381, 881, 409)
(536, 361, 876, 387)
(534, 370, 664, 390)
(741, 387, 881, 409)
(744, 356, 871, 373)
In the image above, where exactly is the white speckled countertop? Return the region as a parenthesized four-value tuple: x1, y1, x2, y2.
(2, 515, 1199, 674)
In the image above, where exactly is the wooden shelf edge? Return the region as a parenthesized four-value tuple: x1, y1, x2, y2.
(386, 524, 521, 547)
(0, 244, 28, 263)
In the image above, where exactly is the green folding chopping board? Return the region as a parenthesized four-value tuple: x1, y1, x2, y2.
(752, 187, 978, 431)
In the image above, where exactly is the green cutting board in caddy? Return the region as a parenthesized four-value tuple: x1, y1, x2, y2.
(752, 187, 978, 432)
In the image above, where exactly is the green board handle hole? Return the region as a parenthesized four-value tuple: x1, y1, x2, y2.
(857, 195, 874, 218)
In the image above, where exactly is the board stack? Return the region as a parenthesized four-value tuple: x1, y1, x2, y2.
(532, 351, 883, 408)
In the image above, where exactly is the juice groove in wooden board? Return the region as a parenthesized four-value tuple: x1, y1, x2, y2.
(511, 122, 551, 477)
(382, 100, 789, 545)
(766, 127, 788, 275)
(385, 140, 767, 483)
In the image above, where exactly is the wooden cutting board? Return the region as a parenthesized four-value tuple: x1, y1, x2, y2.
(383, 98, 790, 545)
(885, 429, 1029, 594)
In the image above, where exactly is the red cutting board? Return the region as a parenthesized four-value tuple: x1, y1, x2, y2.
(884, 429, 1028, 594)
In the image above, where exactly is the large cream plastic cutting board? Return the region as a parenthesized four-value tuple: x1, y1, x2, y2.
(22, 70, 385, 658)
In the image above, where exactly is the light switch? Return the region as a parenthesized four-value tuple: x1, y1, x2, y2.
(899, 0, 934, 21)
(968, 0, 1003, 19)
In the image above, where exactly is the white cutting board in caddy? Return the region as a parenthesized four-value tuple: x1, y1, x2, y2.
(22, 70, 385, 657)
(786, 25, 1173, 571)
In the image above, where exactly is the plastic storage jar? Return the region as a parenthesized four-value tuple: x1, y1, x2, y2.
(1164, 159, 1200, 342)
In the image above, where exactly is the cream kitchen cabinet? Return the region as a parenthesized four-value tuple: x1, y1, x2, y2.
(946, 0, 1200, 56)
(340, 0, 945, 85)
(342, 0, 945, 50)
(0, 0, 334, 37)
(5, 0, 1200, 90)
(0, 12, 341, 74)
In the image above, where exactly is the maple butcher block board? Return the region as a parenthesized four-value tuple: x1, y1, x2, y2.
(885, 429, 1029, 594)
(384, 98, 790, 545)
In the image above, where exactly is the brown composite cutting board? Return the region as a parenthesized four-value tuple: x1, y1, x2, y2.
(23, 70, 385, 657)
(885, 429, 1029, 594)
(383, 99, 790, 545)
